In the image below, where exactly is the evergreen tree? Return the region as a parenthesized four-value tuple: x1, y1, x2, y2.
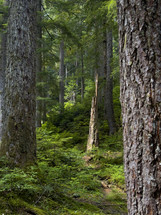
(0, 0, 7, 140)
(1, 0, 37, 166)
(87, 73, 99, 151)
(59, 40, 65, 110)
(36, 0, 43, 127)
(118, 0, 161, 213)
(104, 30, 116, 134)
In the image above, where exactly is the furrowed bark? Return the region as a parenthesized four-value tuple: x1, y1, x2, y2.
(0, 0, 8, 140)
(36, 0, 42, 127)
(1, 0, 37, 166)
(118, 0, 161, 214)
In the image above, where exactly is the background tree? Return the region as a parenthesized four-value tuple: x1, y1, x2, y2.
(85, 0, 118, 151)
(87, 73, 99, 151)
(0, 1, 128, 214)
(36, 0, 43, 127)
(118, 0, 161, 214)
(59, 40, 65, 110)
(1, 0, 37, 166)
(36, 0, 120, 138)
(0, 0, 8, 140)
(104, 30, 116, 134)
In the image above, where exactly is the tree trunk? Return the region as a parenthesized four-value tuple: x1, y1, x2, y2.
(0, 0, 8, 141)
(36, 0, 42, 127)
(98, 41, 105, 104)
(87, 73, 99, 151)
(104, 30, 116, 135)
(75, 54, 79, 102)
(59, 40, 65, 110)
(118, 0, 161, 214)
(1, 0, 37, 166)
(42, 99, 47, 124)
(81, 50, 85, 102)
(65, 65, 68, 86)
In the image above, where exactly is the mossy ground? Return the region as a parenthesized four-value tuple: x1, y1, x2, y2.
(0, 128, 127, 215)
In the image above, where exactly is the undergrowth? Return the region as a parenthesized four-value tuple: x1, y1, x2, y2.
(0, 126, 127, 215)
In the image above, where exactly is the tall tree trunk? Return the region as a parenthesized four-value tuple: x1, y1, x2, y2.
(104, 30, 116, 135)
(98, 42, 105, 104)
(65, 65, 68, 86)
(59, 40, 65, 110)
(75, 53, 79, 102)
(87, 73, 99, 151)
(81, 50, 85, 102)
(0, 0, 8, 141)
(118, 0, 161, 214)
(87, 25, 102, 152)
(36, 0, 42, 127)
(1, 0, 37, 166)
(42, 99, 47, 124)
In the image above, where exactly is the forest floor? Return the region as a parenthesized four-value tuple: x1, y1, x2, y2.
(74, 184, 127, 215)
(0, 128, 127, 215)
(77, 155, 127, 215)
(70, 158, 127, 215)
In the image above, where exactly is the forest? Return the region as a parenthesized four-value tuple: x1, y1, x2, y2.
(0, 0, 160, 215)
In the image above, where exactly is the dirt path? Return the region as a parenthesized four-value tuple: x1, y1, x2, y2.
(82, 156, 128, 214)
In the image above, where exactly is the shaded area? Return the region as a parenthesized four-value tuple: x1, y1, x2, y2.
(0, 128, 127, 215)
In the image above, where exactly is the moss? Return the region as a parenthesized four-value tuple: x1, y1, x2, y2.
(105, 189, 127, 213)
(78, 202, 101, 212)
(0, 197, 9, 213)
(8, 197, 46, 215)
(41, 193, 103, 214)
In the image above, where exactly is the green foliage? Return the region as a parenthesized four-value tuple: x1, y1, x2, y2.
(37, 0, 120, 135)
(0, 167, 39, 196)
(46, 99, 92, 150)
(0, 0, 124, 214)
(0, 126, 126, 214)
(96, 164, 125, 189)
(0, 1, 8, 34)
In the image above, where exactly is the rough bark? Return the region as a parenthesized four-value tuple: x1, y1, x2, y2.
(59, 40, 65, 110)
(118, 0, 161, 214)
(0, 0, 8, 140)
(1, 0, 37, 166)
(36, 0, 42, 127)
(104, 30, 116, 135)
(87, 73, 99, 151)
